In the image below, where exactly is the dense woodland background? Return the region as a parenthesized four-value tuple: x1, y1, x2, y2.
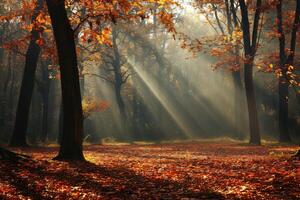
(0, 0, 299, 159)
(0, 0, 300, 199)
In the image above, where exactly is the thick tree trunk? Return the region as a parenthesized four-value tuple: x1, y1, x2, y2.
(58, 101, 63, 144)
(10, 0, 43, 147)
(46, 0, 84, 161)
(239, 0, 261, 145)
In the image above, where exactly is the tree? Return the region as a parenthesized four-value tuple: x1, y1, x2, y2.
(10, 0, 44, 147)
(46, 0, 175, 159)
(276, 0, 300, 143)
(88, 26, 130, 121)
(46, 0, 84, 161)
(35, 60, 51, 143)
(111, 27, 129, 121)
(239, 0, 262, 145)
(196, 0, 246, 138)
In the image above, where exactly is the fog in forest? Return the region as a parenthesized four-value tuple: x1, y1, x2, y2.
(0, 1, 299, 146)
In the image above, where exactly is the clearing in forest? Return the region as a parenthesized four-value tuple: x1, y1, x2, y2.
(0, 142, 299, 199)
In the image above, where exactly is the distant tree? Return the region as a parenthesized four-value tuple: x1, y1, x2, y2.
(35, 60, 51, 143)
(194, 0, 246, 139)
(88, 26, 131, 121)
(10, 0, 44, 147)
(111, 27, 130, 121)
(239, 0, 262, 145)
(276, 0, 300, 143)
(192, 0, 262, 143)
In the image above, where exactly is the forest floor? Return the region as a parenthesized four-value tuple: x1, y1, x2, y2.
(0, 142, 299, 200)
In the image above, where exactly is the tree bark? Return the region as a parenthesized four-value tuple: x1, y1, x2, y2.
(41, 61, 51, 143)
(112, 28, 127, 120)
(10, 0, 43, 147)
(226, 0, 245, 139)
(46, 0, 84, 161)
(115, 84, 126, 119)
(239, 0, 261, 145)
(276, 0, 299, 142)
(0, 52, 12, 127)
(276, 0, 291, 143)
(232, 71, 244, 139)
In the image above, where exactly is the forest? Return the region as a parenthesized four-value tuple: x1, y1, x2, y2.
(0, 0, 299, 199)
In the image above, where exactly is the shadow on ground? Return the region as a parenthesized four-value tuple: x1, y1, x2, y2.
(0, 158, 228, 200)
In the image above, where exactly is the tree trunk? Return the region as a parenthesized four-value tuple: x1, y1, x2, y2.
(41, 89, 49, 143)
(29, 87, 42, 145)
(115, 84, 126, 119)
(226, 0, 245, 139)
(276, 0, 291, 143)
(58, 101, 63, 144)
(277, 0, 300, 142)
(0, 52, 12, 127)
(8, 63, 15, 115)
(232, 71, 244, 139)
(239, 0, 261, 145)
(41, 61, 51, 143)
(244, 63, 260, 144)
(112, 28, 127, 120)
(46, 0, 84, 161)
(10, 0, 43, 147)
(287, 0, 300, 134)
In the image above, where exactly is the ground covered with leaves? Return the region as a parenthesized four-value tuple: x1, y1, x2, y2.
(0, 142, 299, 199)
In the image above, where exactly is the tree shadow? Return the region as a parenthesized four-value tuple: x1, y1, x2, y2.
(0, 158, 229, 199)
(0, 160, 49, 200)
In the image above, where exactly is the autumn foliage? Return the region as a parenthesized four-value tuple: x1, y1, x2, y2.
(1, 142, 299, 199)
(82, 96, 109, 119)
(0, 0, 300, 198)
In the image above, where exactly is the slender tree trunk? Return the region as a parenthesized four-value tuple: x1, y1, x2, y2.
(276, 0, 291, 143)
(46, 0, 84, 161)
(115, 84, 126, 118)
(30, 88, 42, 145)
(0, 52, 12, 127)
(239, 0, 261, 145)
(8, 65, 15, 114)
(41, 93, 49, 142)
(10, 0, 43, 147)
(0, 25, 6, 126)
(287, 0, 300, 67)
(131, 84, 140, 139)
(112, 28, 127, 120)
(232, 71, 244, 138)
(277, 0, 300, 142)
(41, 61, 51, 143)
(226, 0, 245, 139)
(291, 4, 300, 106)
